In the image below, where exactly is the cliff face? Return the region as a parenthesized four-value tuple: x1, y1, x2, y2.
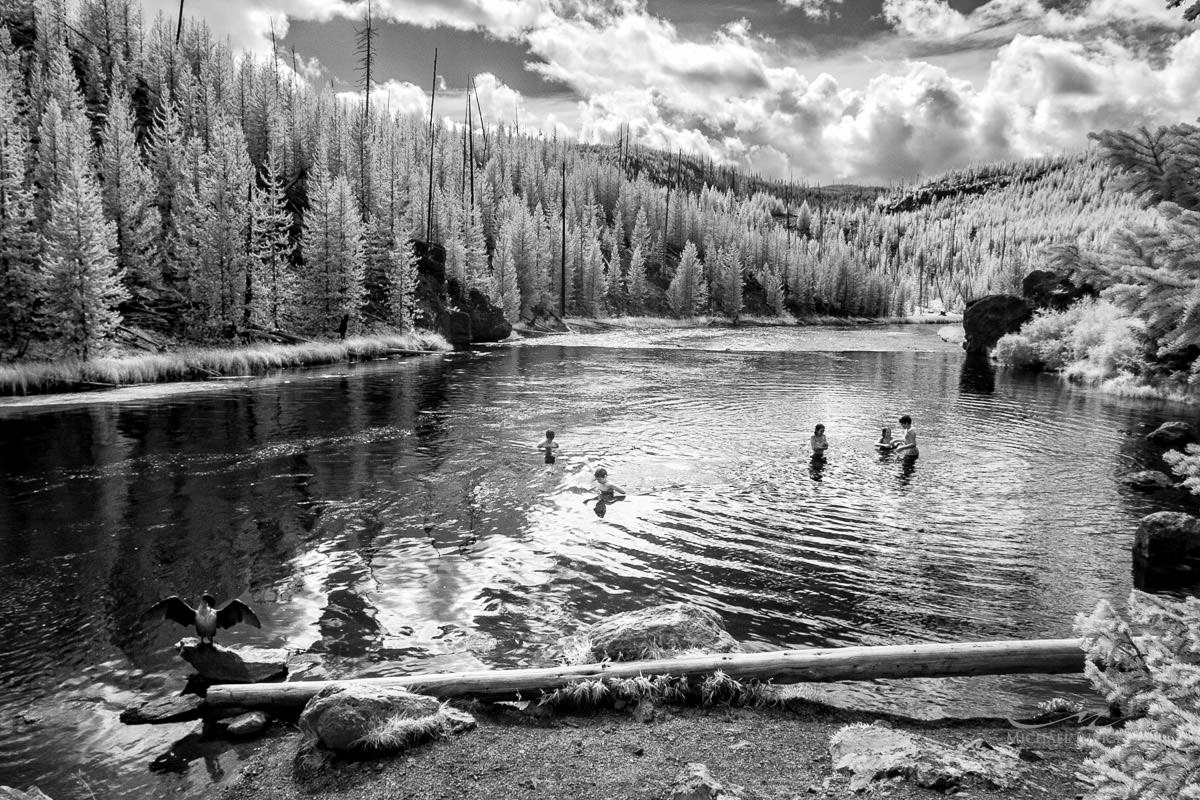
(411, 242, 512, 347)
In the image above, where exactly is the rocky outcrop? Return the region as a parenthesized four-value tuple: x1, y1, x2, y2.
(1121, 470, 1176, 491)
(298, 684, 475, 754)
(1133, 512, 1200, 589)
(576, 603, 741, 663)
(120, 693, 204, 725)
(176, 638, 288, 683)
(1022, 268, 1095, 311)
(1147, 421, 1199, 446)
(829, 723, 1021, 793)
(667, 763, 745, 800)
(962, 295, 1033, 355)
(411, 240, 511, 346)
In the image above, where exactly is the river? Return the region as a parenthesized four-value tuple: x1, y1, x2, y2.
(0, 324, 1194, 798)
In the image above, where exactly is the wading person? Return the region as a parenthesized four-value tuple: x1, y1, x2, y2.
(810, 424, 828, 457)
(894, 415, 919, 459)
(537, 430, 559, 464)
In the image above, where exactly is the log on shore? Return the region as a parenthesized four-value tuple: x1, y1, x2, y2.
(207, 638, 1086, 709)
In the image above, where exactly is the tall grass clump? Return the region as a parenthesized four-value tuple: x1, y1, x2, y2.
(0, 331, 449, 396)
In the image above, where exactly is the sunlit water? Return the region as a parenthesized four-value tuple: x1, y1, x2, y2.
(0, 324, 1197, 799)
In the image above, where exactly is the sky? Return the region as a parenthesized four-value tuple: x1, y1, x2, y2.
(139, 0, 1200, 184)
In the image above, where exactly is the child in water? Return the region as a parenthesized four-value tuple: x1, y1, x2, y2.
(875, 427, 894, 450)
(810, 424, 828, 457)
(894, 415, 919, 458)
(585, 468, 626, 517)
(537, 430, 559, 464)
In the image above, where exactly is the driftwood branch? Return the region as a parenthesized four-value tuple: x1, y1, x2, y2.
(207, 638, 1086, 709)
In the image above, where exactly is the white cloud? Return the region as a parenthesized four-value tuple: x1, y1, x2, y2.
(779, 0, 844, 21)
(881, 0, 1187, 41)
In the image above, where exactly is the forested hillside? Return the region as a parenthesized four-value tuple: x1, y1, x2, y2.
(0, 0, 1157, 362)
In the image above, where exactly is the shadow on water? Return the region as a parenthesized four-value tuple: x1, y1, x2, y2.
(959, 353, 995, 395)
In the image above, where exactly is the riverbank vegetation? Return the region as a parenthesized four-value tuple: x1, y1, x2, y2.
(0, 1, 1152, 370)
(995, 123, 1200, 398)
(0, 330, 448, 395)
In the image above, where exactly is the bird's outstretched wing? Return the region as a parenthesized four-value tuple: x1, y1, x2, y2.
(143, 596, 197, 627)
(216, 598, 262, 630)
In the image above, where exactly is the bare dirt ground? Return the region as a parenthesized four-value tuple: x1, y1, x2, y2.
(217, 699, 1085, 800)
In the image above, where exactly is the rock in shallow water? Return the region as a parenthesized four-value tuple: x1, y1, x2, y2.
(1121, 470, 1175, 491)
(0, 786, 55, 800)
(222, 710, 270, 736)
(578, 602, 741, 663)
(829, 722, 1021, 793)
(176, 637, 288, 683)
(119, 693, 204, 725)
(1147, 421, 1198, 445)
(1134, 511, 1200, 589)
(298, 684, 476, 754)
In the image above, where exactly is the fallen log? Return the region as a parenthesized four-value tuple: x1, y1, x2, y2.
(207, 638, 1086, 709)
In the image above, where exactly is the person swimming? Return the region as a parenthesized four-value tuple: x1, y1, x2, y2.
(585, 468, 626, 517)
(875, 427, 895, 450)
(537, 430, 559, 464)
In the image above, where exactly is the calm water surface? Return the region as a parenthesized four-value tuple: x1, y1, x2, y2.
(0, 325, 1196, 799)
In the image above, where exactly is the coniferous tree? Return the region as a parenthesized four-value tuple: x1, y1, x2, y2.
(627, 245, 647, 311)
(666, 240, 707, 317)
(190, 117, 254, 333)
(39, 146, 127, 359)
(249, 157, 295, 330)
(99, 79, 157, 288)
(383, 231, 419, 330)
(299, 160, 365, 335)
(0, 55, 39, 353)
(492, 224, 520, 322)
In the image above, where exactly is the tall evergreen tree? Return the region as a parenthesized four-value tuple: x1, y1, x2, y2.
(299, 161, 365, 335)
(666, 240, 707, 317)
(0, 57, 39, 352)
(39, 147, 127, 359)
(249, 157, 295, 330)
(99, 78, 157, 288)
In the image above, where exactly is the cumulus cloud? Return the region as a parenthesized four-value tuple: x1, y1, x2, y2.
(779, 0, 844, 21)
(881, 0, 1187, 41)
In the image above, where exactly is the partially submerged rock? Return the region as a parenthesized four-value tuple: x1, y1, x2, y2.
(1148, 421, 1198, 446)
(176, 638, 288, 683)
(1133, 511, 1200, 589)
(1121, 470, 1175, 491)
(667, 763, 745, 800)
(220, 710, 270, 737)
(577, 603, 741, 663)
(0, 786, 55, 800)
(829, 722, 1021, 793)
(298, 684, 475, 754)
(120, 693, 204, 725)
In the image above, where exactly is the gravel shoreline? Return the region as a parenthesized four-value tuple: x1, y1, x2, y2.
(217, 698, 1086, 800)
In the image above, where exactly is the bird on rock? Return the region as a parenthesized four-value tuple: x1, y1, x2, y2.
(144, 593, 261, 645)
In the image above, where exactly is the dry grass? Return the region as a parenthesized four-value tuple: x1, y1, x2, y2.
(538, 671, 776, 710)
(356, 704, 452, 753)
(0, 331, 450, 396)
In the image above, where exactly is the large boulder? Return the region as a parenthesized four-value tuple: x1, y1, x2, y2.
(1022, 268, 1095, 311)
(456, 286, 512, 343)
(298, 684, 475, 754)
(410, 240, 511, 345)
(578, 603, 741, 663)
(667, 763, 745, 800)
(1133, 512, 1200, 589)
(176, 638, 288, 683)
(962, 295, 1033, 355)
(829, 723, 1020, 793)
(1147, 421, 1199, 446)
